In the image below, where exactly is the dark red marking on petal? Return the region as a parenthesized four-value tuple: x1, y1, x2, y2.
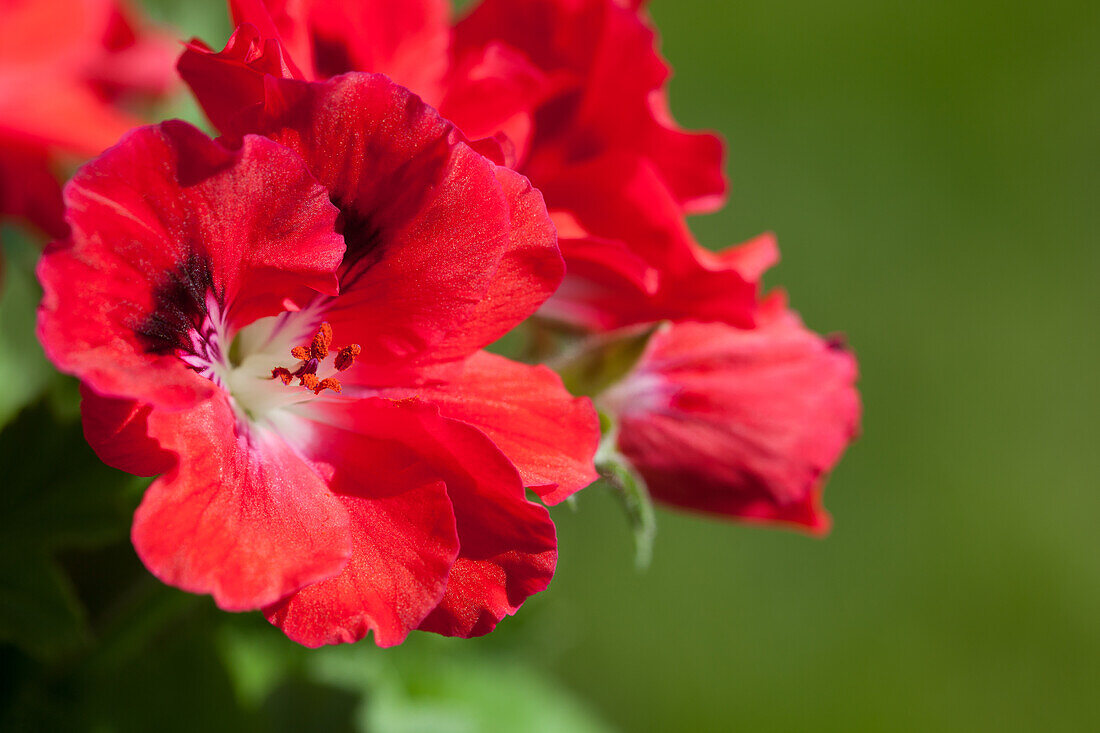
(132, 254, 215, 356)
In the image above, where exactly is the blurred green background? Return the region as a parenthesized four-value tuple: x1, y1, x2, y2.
(2, 0, 1098, 731)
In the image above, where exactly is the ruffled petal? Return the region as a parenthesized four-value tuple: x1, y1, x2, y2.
(454, 0, 725, 212)
(80, 385, 174, 477)
(380, 351, 601, 504)
(612, 295, 861, 533)
(209, 72, 561, 368)
(265, 434, 459, 648)
(131, 392, 352, 610)
(231, 0, 450, 101)
(177, 25, 304, 136)
(538, 155, 756, 330)
(37, 121, 344, 409)
(302, 398, 557, 639)
(439, 42, 561, 163)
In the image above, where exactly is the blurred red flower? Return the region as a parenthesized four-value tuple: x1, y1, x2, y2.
(0, 0, 176, 237)
(37, 75, 599, 646)
(601, 236, 861, 533)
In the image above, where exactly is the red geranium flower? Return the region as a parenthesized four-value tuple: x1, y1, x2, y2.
(38, 74, 599, 646)
(599, 237, 861, 533)
(180, 0, 755, 332)
(0, 0, 176, 237)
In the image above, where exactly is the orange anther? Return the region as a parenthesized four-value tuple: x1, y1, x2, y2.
(271, 367, 294, 385)
(314, 377, 343, 395)
(290, 346, 310, 361)
(311, 322, 334, 360)
(334, 344, 361, 372)
(300, 373, 320, 391)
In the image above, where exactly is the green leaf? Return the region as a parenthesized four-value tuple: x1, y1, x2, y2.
(0, 403, 138, 659)
(306, 643, 615, 733)
(0, 554, 88, 658)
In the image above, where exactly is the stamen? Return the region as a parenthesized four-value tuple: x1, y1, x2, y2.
(311, 322, 333, 360)
(270, 322, 358, 397)
(314, 377, 342, 395)
(271, 367, 293, 385)
(334, 344, 361, 372)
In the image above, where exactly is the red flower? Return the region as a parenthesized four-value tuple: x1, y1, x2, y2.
(38, 74, 599, 646)
(599, 237, 861, 533)
(181, 0, 755, 332)
(0, 0, 176, 237)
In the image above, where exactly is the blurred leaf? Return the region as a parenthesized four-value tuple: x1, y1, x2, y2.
(306, 643, 615, 733)
(0, 227, 56, 430)
(218, 623, 304, 709)
(0, 403, 137, 660)
(0, 555, 88, 658)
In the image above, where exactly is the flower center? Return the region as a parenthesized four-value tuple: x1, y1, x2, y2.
(269, 321, 361, 395)
(169, 295, 362, 425)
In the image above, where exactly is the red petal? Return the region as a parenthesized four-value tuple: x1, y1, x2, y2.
(80, 385, 174, 477)
(539, 156, 756, 330)
(0, 0, 172, 156)
(0, 143, 67, 238)
(177, 25, 303, 136)
(131, 393, 352, 610)
(614, 297, 861, 533)
(37, 121, 344, 409)
(241, 73, 560, 367)
(265, 436, 459, 647)
(381, 351, 601, 504)
(231, 0, 450, 101)
(306, 398, 557, 638)
(432, 166, 563, 360)
(454, 0, 726, 212)
(439, 42, 560, 163)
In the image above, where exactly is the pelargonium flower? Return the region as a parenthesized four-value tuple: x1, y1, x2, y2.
(179, 0, 756, 332)
(598, 237, 861, 533)
(38, 73, 600, 646)
(0, 0, 176, 237)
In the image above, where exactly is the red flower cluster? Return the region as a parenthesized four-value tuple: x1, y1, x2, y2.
(180, 0, 860, 531)
(0, 0, 175, 237)
(33, 0, 860, 647)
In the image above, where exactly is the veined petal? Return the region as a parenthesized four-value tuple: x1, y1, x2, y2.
(539, 155, 757, 330)
(220, 73, 561, 368)
(613, 295, 861, 533)
(301, 397, 557, 639)
(36, 121, 344, 410)
(381, 352, 600, 504)
(131, 392, 352, 610)
(265, 433, 459, 648)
